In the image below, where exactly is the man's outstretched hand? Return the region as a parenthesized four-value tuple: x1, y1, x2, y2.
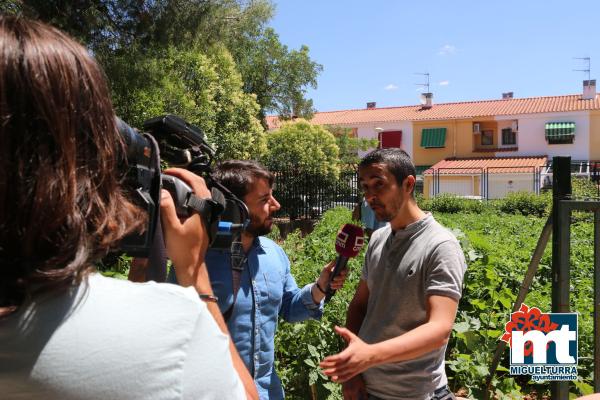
(320, 326, 376, 383)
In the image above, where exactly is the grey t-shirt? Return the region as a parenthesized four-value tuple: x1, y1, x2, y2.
(359, 213, 467, 400)
(0, 273, 245, 400)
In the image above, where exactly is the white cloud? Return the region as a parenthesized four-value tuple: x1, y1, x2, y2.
(384, 84, 398, 91)
(439, 80, 450, 86)
(438, 44, 456, 55)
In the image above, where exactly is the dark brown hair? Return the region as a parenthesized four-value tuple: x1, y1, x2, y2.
(213, 160, 274, 200)
(359, 148, 417, 193)
(0, 17, 145, 311)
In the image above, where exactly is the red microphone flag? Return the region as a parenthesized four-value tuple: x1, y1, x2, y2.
(335, 224, 365, 258)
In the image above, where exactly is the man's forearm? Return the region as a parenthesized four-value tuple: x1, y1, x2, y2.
(368, 320, 452, 367)
(190, 263, 258, 400)
(346, 299, 367, 334)
(367, 295, 458, 367)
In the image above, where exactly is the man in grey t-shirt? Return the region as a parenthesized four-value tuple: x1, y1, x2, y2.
(321, 149, 467, 400)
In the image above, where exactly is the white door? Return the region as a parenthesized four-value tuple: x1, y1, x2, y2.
(488, 174, 535, 199)
(433, 177, 474, 197)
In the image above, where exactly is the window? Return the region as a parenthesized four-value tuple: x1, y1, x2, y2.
(378, 131, 402, 148)
(545, 122, 575, 144)
(420, 128, 447, 148)
(502, 128, 516, 145)
(481, 130, 494, 146)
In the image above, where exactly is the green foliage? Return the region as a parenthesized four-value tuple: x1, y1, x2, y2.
(498, 191, 551, 217)
(233, 27, 323, 120)
(9, 0, 323, 125)
(273, 206, 597, 398)
(96, 254, 132, 280)
(572, 176, 600, 199)
(106, 45, 266, 160)
(264, 119, 340, 179)
(275, 207, 364, 399)
(419, 194, 485, 214)
(434, 211, 596, 398)
(325, 125, 378, 167)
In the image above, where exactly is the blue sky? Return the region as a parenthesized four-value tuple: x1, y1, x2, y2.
(269, 0, 600, 112)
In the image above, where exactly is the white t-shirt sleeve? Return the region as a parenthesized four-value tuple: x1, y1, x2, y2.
(181, 295, 245, 400)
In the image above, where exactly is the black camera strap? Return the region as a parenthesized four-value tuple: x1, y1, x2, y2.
(223, 236, 245, 322)
(145, 216, 168, 282)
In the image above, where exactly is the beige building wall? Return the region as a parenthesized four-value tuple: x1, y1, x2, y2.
(423, 174, 480, 199)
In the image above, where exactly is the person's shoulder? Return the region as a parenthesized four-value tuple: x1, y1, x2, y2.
(369, 224, 391, 244)
(427, 215, 461, 244)
(258, 236, 283, 252)
(88, 273, 202, 313)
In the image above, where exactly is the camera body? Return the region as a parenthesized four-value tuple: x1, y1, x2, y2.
(117, 115, 248, 257)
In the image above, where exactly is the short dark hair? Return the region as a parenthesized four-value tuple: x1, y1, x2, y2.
(213, 160, 274, 200)
(359, 148, 416, 187)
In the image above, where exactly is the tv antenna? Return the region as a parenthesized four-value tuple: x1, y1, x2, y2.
(573, 57, 591, 81)
(414, 72, 430, 93)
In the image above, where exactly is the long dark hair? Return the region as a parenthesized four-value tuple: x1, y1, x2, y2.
(0, 17, 145, 313)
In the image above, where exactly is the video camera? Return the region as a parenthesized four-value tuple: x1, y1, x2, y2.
(116, 114, 249, 257)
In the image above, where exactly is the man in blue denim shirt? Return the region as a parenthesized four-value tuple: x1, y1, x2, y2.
(196, 160, 346, 399)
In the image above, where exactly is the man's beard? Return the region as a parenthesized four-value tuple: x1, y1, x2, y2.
(245, 214, 273, 236)
(370, 201, 393, 222)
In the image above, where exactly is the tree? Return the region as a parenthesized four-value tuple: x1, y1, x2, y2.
(325, 126, 379, 167)
(3, 0, 323, 124)
(263, 119, 339, 178)
(231, 28, 323, 122)
(105, 45, 266, 160)
(2, 0, 263, 55)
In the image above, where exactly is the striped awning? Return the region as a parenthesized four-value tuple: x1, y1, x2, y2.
(545, 122, 575, 141)
(420, 128, 446, 148)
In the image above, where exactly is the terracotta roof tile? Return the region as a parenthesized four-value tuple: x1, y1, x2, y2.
(266, 94, 600, 129)
(424, 156, 548, 175)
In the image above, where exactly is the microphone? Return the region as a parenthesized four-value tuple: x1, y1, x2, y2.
(325, 224, 365, 303)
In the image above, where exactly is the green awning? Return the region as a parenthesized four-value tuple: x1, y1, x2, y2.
(421, 128, 447, 148)
(414, 165, 431, 176)
(545, 122, 575, 140)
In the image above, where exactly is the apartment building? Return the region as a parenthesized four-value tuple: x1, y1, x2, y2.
(267, 81, 600, 198)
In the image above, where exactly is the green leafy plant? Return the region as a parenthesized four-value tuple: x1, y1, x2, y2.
(498, 191, 550, 217)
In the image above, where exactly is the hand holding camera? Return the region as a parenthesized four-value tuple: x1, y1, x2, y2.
(160, 168, 212, 288)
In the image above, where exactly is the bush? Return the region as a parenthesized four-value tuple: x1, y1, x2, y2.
(420, 194, 485, 214)
(572, 177, 600, 199)
(498, 191, 550, 217)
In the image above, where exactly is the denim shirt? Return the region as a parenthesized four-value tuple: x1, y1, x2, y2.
(205, 236, 323, 399)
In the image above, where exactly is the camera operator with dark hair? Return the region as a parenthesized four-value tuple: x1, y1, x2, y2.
(167, 160, 348, 399)
(0, 16, 256, 400)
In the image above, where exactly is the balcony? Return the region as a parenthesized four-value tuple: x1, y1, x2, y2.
(472, 121, 518, 153)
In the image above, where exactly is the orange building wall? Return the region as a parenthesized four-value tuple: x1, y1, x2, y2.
(412, 117, 497, 167)
(412, 122, 456, 166)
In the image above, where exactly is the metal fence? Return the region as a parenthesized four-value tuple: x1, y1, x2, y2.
(428, 161, 600, 200)
(272, 167, 359, 219)
(271, 162, 599, 219)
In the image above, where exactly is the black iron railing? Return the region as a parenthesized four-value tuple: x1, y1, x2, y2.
(272, 167, 359, 220)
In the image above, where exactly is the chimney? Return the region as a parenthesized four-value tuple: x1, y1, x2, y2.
(366, 102, 376, 109)
(583, 80, 597, 100)
(502, 92, 514, 99)
(420, 92, 433, 109)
